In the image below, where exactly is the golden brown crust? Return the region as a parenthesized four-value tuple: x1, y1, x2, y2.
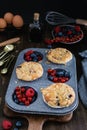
(41, 83, 75, 108)
(46, 48, 72, 64)
(16, 61, 43, 81)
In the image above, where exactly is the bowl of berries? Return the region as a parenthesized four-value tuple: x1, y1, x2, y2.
(52, 25, 84, 44)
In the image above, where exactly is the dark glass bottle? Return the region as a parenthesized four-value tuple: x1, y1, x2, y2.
(29, 13, 43, 43)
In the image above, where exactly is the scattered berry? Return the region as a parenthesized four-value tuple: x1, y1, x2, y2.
(15, 120, 22, 128)
(75, 25, 81, 32)
(2, 120, 12, 130)
(13, 128, 19, 130)
(54, 26, 61, 33)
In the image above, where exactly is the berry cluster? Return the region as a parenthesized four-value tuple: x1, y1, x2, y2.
(24, 50, 43, 62)
(2, 119, 23, 130)
(47, 68, 71, 83)
(13, 86, 37, 106)
(45, 25, 83, 45)
(14, 120, 22, 130)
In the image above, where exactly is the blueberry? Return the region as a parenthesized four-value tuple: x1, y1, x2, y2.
(13, 128, 19, 130)
(56, 69, 65, 77)
(14, 99, 19, 104)
(25, 86, 29, 89)
(47, 45, 52, 49)
(64, 71, 71, 78)
(15, 120, 22, 128)
(13, 94, 17, 100)
(19, 102, 24, 105)
(30, 53, 38, 61)
(34, 51, 43, 60)
(30, 53, 37, 58)
(33, 57, 38, 62)
(58, 32, 63, 36)
(48, 75, 54, 81)
(34, 51, 39, 56)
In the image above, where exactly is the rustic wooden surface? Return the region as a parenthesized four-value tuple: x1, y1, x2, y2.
(3, 104, 73, 130)
(0, 25, 87, 130)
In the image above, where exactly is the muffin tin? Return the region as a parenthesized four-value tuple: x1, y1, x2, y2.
(5, 48, 78, 115)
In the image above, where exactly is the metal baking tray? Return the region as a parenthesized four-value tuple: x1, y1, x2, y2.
(5, 48, 78, 116)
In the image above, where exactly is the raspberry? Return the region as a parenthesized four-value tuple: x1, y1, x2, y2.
(22, 94, 26, 98)
(75, 25, 81, 32)
(16, 91, 21, 95)
(17, 94, 22, 99)
(54, 26, 61, 33)
(25, 50, 34, 56)
(38, 56, 42, 61)
(2, 120, 12, 130)
(15, 86, 20, 91)
(26, 88, 35, 97)
(50, 70, 56, 76)
(25, 56, 32, 61)
(53, 77, 59, 82)
(61, 78, 66, 83)
(47, 69, 53, 74)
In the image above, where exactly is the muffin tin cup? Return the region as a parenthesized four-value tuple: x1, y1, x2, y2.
(5, 48, 78, 116)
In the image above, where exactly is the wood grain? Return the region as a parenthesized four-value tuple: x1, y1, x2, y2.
(4, 104, 73, 130)
(0, 37, 20, 47)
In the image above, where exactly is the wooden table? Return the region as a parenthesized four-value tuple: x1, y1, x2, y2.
(0, 25, 87, 130)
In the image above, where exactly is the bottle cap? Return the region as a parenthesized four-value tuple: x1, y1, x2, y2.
(34, 13, 40, 21)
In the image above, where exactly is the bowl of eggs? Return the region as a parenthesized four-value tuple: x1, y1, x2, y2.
(0, 12, 24, 31)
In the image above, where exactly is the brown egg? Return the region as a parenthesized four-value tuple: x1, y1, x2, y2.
(12, 15, 24, 28)
(0, 18, 7, 31)
(4, 12, 14, 24)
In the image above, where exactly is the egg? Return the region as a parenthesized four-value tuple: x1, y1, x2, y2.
(12, 15, 24, 28)
(0, 18, 7, 31)
(4, 12, 14, 24)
